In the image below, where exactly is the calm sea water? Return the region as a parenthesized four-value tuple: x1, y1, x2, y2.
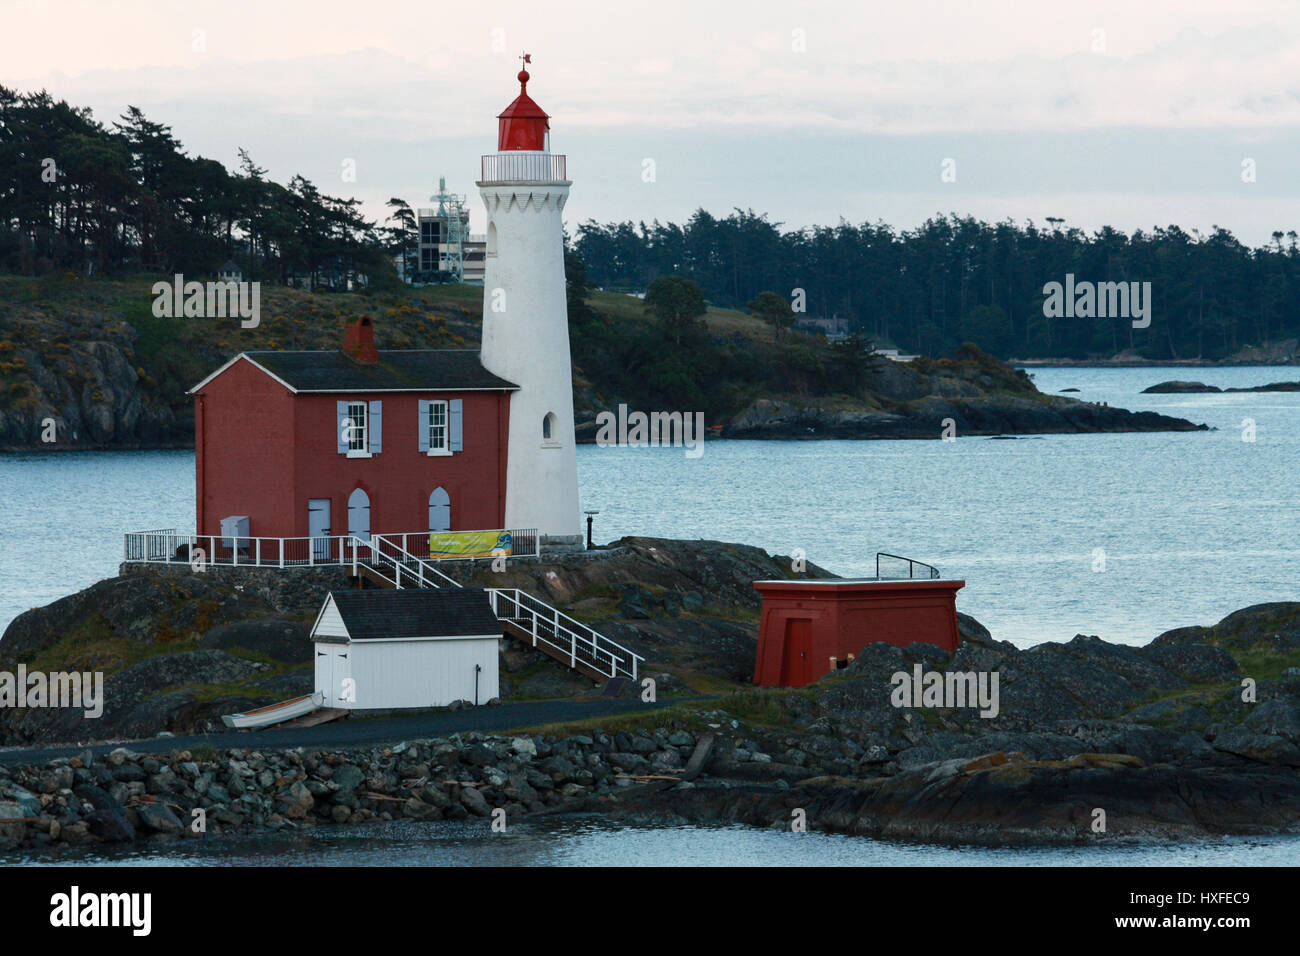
(1, 370, 1297, 865)
(0, 366, 1296, 647)
(7, 817, 1299, 867)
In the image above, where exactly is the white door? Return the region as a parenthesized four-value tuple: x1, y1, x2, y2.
(347, 488, 370, 542)
(315, 645, 353, 707)
(314, 644, 332, 701)
(308, 499, 331, 561)
(429, 487, 450, 532)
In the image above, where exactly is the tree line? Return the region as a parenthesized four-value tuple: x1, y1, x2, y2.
(0, 88, 401, 290)
(573, 209, 1300, 360)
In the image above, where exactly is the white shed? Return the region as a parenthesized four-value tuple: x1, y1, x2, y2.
(310, 588, 502, 711)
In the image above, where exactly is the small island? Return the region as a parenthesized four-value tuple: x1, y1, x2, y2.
(1142, 380, 1300, 394)
(2, 537, 1298, 850)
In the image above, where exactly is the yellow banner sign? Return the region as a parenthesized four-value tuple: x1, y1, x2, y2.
(427, 530, 513, 559)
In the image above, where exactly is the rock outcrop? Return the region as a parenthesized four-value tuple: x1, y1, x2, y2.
(0, 537, 828, 744)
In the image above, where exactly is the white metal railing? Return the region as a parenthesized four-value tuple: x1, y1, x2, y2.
(368, 534, 463, 588)
(123, 528, 538, 567)
(480, 152, 567, 183)
(486, 588, 642, 682)
(123, 530, 370, 567)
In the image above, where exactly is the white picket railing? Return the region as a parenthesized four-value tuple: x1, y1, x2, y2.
(123, 528, 539, 567)
(480, 152, 567, 183)
(123, 530, 366, 567)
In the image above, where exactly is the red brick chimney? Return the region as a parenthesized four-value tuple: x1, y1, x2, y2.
(342, 315, 378, 364)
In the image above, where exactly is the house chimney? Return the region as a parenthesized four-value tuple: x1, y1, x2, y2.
(343, 315, 378, 364)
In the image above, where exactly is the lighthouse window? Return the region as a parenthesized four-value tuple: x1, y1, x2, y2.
(346, 402, 368, 452)
(427, 400, 449, 453)
(542, 411, 558, 445)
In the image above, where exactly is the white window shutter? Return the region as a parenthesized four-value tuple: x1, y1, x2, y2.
(368, 400, 382, 454)
(336, 401, 348, 454)
(450, 399, 463, 452)
(418, 400, 430, 452)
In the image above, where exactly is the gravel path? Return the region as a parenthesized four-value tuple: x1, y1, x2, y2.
(0, 696, 702, 765)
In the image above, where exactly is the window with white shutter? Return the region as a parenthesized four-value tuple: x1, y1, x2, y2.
(345, 401, 369, 457)
(423, 400, 450, 455)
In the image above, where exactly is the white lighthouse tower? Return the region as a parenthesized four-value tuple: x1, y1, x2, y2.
(478, 56, 582, 547)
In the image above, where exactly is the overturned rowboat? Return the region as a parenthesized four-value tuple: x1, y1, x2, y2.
(221, 692, 323, 730)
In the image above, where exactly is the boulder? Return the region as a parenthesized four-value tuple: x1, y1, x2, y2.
(85, 808, 135, 842)
(136, 802, 184, 834)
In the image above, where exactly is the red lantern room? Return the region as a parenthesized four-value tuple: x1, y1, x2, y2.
(497, 53, 550, 151)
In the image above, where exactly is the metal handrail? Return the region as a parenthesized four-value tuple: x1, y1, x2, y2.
(123, 531, 362, 566)
(480, 152, 567, 183)
(486, 588, 642, 681)
(369, 534, 463, 588)
(122, 528, 539, 567)
(876, 552, 941, 580)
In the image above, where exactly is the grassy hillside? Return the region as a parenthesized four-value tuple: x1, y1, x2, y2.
(0, 271, 1190, 450)
(0, 272, 872, 448)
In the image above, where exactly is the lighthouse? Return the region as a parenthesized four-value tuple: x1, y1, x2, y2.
(477, 56, 582, 547)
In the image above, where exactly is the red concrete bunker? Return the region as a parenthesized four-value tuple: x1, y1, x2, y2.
(752, 578, 967, 687)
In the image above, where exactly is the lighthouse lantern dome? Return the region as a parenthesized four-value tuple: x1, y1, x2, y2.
(497, 54, 550, 151)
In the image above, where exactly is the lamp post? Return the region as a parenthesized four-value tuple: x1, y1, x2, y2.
(584, 510, 599, 550)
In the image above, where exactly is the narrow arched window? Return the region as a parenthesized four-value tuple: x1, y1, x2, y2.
(429, 487, 450, 532)
(542, 411, 557, 442)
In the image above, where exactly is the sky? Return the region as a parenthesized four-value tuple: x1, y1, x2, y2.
(4, 0, 1300, 244)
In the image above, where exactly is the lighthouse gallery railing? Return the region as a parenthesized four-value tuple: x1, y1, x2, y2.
(480, 153, 567, 182)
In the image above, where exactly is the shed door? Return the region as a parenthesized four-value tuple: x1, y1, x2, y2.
(308, 499, 331, 561)
(316, 645, 352, 707)
(780, 619, 813, 687)
(347, 488, 370, 542)
(429, 486, 450, 532)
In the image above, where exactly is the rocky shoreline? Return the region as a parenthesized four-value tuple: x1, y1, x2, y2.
(3, 599, 1299, 851)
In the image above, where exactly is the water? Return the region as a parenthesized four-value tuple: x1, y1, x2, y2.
(1, 374, 1297, 865)
(0, 366, 1296, 647)
(6, 817, 1298, 866)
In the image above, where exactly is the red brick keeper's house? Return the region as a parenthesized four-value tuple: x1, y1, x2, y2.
(189, 316, 517, 548)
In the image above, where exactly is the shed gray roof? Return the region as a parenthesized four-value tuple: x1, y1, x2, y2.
(324, 588, 503, 641)
(219, 349, 518, 393)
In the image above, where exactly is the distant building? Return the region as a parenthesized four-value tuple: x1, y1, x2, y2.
(415, 209, 486, 284)
(415, 177, 487, 285)
(795, 315, 850, 342)
(871, 347, 919, 362)
(217, 259, 242, 283)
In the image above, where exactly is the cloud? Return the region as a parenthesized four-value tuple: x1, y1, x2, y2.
(8, 1, 1300, 242)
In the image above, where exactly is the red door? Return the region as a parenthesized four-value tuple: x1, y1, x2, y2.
(780, 619, 813, 686)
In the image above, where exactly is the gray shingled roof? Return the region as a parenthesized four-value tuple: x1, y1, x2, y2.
(324, 588, 503, 642)
(244, 350, 518, 393)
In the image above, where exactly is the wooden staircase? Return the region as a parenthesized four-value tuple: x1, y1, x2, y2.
(347, 534, 643, 683)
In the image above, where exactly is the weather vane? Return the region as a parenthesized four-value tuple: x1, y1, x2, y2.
(519, 52, 531, 69)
